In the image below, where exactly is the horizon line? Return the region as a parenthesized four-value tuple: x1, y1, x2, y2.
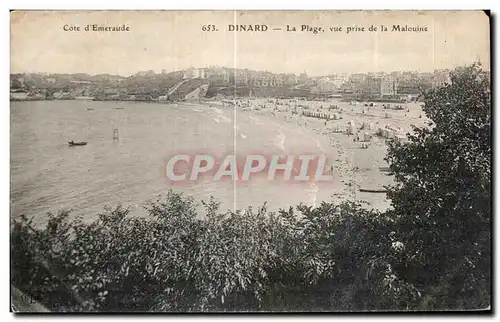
(10, 65, 469, 79)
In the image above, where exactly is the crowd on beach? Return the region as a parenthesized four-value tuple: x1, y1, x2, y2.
(210, 96, 427, 210)
(218, 97, 421, 144)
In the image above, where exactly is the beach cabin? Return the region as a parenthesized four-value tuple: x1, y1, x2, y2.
(347, 121, 356, 135)
(362, 132, 371, 142)
(361, 122, 373, 130)
(395, 134, 408, 143)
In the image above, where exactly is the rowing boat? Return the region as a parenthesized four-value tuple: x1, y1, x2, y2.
(68, 141, 87, 146)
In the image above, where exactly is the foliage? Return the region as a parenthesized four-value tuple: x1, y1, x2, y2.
(12, 193, 411, 312)
(385, 64, 491, 310)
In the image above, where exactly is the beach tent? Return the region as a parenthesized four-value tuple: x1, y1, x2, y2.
(395, 134, 408, 143)
(362, 132, 371, 142)
(347, 120, 356, 134)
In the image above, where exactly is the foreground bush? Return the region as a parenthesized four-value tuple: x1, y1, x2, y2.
(12, 193, 418, 312)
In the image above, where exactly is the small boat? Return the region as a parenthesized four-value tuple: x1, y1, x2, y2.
(68, 141, 87, 146)
(359, 188, 388, 193)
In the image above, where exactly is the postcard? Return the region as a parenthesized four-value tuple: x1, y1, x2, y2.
(10, 10, 491, 312)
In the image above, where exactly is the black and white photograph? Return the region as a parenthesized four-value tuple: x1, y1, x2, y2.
(9, 10, 491, 312)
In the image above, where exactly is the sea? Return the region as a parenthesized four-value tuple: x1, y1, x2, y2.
(11, 100, 337, 225)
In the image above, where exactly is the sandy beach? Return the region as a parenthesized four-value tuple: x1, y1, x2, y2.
(203, 97, 429, 211)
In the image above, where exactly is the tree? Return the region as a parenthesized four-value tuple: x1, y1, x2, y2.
(385, 64, 491, 309)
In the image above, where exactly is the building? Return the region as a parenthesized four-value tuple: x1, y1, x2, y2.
(313, 77, 338, 94)
(208, 69, 230, 85)
(431, 70, 451, 89)
(235, 70, 249, 86)
(329, 74, 347, 89)
(247, 73, 284, 88)
(317, 77, 330, 85)
(390, 71, 402, 79)
(283, 74, 298, 86)
(158, 94, 169, 101)
(350, 73, 367, 84)
(298, 73, 309, 84)
(399, 71, 420, 83)
(381, 76, 398, 97)
(135, 70, 156, 77)
(272, 75, 285, 87)
(365, 75, 397, 97)
(306, 77, 318, 87)
(183, 68, 206, 79)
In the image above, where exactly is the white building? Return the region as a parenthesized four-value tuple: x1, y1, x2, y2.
(317, 77, 330, 85)
(10, 92, 28, 100)
(312, 79, 338, 94)
(183, 68, 206, 79)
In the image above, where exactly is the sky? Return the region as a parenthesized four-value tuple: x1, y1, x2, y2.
(10, 10, 490, 76)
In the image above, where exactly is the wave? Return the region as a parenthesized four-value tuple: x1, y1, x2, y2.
(219, 115, 231, 123)
(211, 106, 224, 115)
(282, 121, 326, 154)
(274, 127, 286, 151)
(212, 115, 231, 124)
(248, 115, 264, 126)
(209, 106, 231, 123)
